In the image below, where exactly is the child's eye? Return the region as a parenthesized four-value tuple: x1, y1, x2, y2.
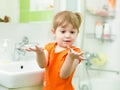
(61, 30, 65, 33)
(70, 31, 75, 34)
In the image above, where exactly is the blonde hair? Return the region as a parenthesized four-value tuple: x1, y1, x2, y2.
(52, 11, 82, 33)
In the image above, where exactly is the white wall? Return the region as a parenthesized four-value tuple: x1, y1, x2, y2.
(0, 22, 52, 45)
(82, 0, 120, 70)
(0, 22, 53, 61)
(0, 0, 19, 23)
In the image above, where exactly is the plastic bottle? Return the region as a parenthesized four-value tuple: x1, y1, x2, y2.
(0, 39, 11, 63)
(95, 21, 103, 39)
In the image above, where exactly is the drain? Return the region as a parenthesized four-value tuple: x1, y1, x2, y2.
(20, 65, 24, 69)
(81, 84, 89, 90)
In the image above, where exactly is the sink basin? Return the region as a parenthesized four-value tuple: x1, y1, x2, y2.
(0, 60, 44, 88)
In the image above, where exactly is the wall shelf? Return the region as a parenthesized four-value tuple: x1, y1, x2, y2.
(85, 33, 116, 42)
(86, 9, 115, 19)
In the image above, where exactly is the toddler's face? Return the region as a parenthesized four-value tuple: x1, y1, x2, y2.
(54, 23, 78, 48)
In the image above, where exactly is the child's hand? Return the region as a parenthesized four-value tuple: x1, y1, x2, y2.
(68, 47, 85, 62)
(25, 45, 44, 53)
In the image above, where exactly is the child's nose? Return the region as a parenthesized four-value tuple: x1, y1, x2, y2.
(65, 33, 71, 37)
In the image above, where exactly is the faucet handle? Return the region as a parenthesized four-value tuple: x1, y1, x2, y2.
(22, 36, 29, 45)
(84, 52, 92, 60)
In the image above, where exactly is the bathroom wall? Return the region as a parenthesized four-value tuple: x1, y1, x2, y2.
(0, 22, 53, 45)
(0, 22, 53, 61)
(82, 0, 120, 71)
(0, 0, 19, 23)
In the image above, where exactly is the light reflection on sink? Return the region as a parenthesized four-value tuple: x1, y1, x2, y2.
(0, 60, 44, 88)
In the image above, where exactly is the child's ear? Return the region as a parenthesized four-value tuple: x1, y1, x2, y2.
(51, 29, 55, 34)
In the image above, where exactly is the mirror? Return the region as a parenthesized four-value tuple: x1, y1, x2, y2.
(0, 0, 54, 23)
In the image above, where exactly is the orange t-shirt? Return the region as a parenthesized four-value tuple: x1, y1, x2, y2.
(42, 42, 80, 90)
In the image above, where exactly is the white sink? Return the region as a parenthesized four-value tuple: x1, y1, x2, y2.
(0, 60, 44, 88)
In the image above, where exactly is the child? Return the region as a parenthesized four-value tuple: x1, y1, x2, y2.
(26, 11, 84, 90)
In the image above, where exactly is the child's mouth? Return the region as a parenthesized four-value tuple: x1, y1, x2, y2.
(63, 40, 71, 43)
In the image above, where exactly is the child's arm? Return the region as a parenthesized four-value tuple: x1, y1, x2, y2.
(25, 45, 48, 68)
(36, 46, 48, 68)
(60, 48, 84, 79)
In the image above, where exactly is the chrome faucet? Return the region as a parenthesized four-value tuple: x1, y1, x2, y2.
(84, 52, 101, 67)
(13, 36, 29, 61)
